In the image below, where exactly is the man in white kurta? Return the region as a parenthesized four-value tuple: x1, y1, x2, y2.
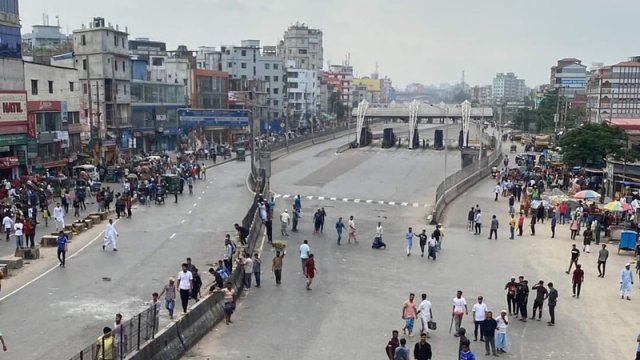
(620, 263, 634, 300)
(53, 203, 65, 231)
(417, 293, 433, 336)
(103, 219, 119, 251)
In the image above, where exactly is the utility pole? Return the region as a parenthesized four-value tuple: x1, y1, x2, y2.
(96, 80, 102, 163)
(86, 56, 94, 161)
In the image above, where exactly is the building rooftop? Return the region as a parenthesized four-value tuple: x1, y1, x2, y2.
(610, 118, 640, 130)
(614, 61, 640, 67)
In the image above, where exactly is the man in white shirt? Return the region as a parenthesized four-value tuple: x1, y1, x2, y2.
(280, 210, 290, 236)
(474, 210, 482, 235)
(299, 240, 310, 275)
(417, 293, 433, 336)
(14, 219, 24, 249)
(239, 252, 254, 289)
(53, 203, 65, 231)
(494, 183, 501, 201)
(452, 290, 468, 336)
(348, 216, 357, 244)
(427, 235, 438, 261)
(495, 310, 509, 353)
(177, 263, 193, 314)
(223, 235, 234, 272)
(2, 214, 13, 242)
(472, 296, 488, 342)
(103, 219, 119, 251)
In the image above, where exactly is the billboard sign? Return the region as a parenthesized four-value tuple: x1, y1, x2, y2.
(0, 91, 27, 122)
(178, 109, 249, 128)
(560, 79, 586, 88)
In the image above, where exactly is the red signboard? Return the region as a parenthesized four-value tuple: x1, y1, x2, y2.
(43, 159, 69, 168)
(27, 100, 61, 112)
(27, 113, 36, 139)
(0, 156, 19, 169)
(0, 124, 28, 134)
(0, 91, 27, 122)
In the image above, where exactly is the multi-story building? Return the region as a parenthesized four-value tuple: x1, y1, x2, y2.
(471, 85, 493, 105)
(550, 58, 587, 99)
(23, 61, 83, 169)
(72, 17, 132, 161)
(22, 24, 72, 65)
(492, 72, 527, 102)
(278, 23, 323, 72)
(328, 64, 353, 106)
(0, 0, 28, 179)
(587, 57, 640, 123)
(380, 77, 394, 103)
(286, 61, 317, 128)
(351, 77, 382, 105)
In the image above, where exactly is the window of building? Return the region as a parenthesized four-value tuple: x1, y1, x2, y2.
(265, 76, 270, 81)
(123, 61, 126, 72)
(241, 63, 247, 69)
(273, 100, 279, 106)
(48, 81, 54, 94)
(84, 109, 88, 118)
(227, 62, 233, 68)
(114, 35, 118, 47)
(68, 111, 80, 124)
(152, 57, 164, 66)
(265, 63, 270, 70)
(81, 34, 86, 45)
(123, 84, 127, 95)
(273, 76, 279, 82)
(122, 38, 125, 48)
(274, 64, 279, 70)
(82, 59, 87, 70)
(273, 112, 279, 118)
(298, 49, 307, 55)
(114, 60, 118, 71)
(31, 80, 38, 95)
(83, 83, 87, 94)
(241, 75, 247, 80)
(301, 59, 305, 64)
(69, 82, 74, 92)
(273, 88, 279, 94)
(241, 50, 246, 56)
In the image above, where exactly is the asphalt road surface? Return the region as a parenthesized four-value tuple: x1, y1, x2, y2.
(0, 160, 254, 360)
(184, 140, 636, 359)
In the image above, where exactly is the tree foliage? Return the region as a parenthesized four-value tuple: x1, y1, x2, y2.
(558, 123, 638, 167)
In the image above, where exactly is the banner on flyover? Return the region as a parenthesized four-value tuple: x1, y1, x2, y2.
(178, 109, 249, 128)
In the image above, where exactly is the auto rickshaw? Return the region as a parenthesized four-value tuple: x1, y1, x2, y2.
(510, 144, 517, 153)
(162, 174, 181, 194)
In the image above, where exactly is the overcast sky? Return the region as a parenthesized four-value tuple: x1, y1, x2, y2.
(19, 0, 640, 89)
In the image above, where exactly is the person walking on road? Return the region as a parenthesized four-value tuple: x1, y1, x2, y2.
(253, 253, 261, 287)
(452, 290, 468, 336)
(488, 215, 499, 240)
(336, 217, 346, 245)
(2, 213, 12, 242)
(291, 206, 300, 232)
(566, 244, 580, 274)
(279, 210, 290, 236)
(504, 277, 518, 315)
(417, 293, 433, 337)
(517, 212, 525, 236)
(13, 218, 23, 249)
(0, 328, 7, 352)
(598, 244, 609, 278)
(418, 229, 428, 257)
(583, 226, 593, 253)
(300, 240, 311, 275)
(405, 227, 415, 256)
(547, 282, 558, 326)
(272, 250, 284, 285)
(572, 264, 584, 298)
(516, 277, 529, 321)
(494, 183, 501, 201)
(313, 209, 322, 234)
(103, 219, 119, 251)
(495, 310, 509, 354)
(159, 278, 176, 319)
(239, 252, 254, 290)
(427, 235, 437, 260)
(508, 215, 515, 240)
(472, 296, 488, 342)
(474, 210, 482, 235)
(56, 230, 68, 267)
(570, 217, 580, 240)
(620, 263, 634, 300)
(468, 207, 475, 232)
(402, 293, 418, 337)
(529, 213, 537, 235)
(319, 207, 327, 233)
(53, 203, 65, 231)
(530, 280, 548, 320)
(177, 263, 193, 314)
(413, 332, 432, 360)
(481, 311, 499, 357)
(385, 330, 400, 360)
(394, 338, 409, 360)
(348, 216, 358, 244)
(550, 212, 557, 238)
(305, 253, 317, 290)
(223, 282, 236, 325)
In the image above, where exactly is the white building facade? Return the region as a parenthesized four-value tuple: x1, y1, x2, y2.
(286, 61, 318, 127)
(492, 72, 527, 102)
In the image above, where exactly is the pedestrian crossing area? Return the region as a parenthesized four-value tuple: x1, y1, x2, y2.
(272, 193, 431, 208)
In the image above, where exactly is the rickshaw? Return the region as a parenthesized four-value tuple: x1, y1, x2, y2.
(46, 175, 70, 198)
(510, 144, 517, 153)
(162, 174, 181, 194)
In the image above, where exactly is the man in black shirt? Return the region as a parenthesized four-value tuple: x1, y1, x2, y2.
(566, 244, 580, 274)
(547, 282, 558, 326)
(481, 311, 498, 356)
(413, 332, 432, 360)
(418, 230, 428, 257)
(530, 280, 548, 320)
(467, 207, 475, 232)
(516, 277, 529, 321)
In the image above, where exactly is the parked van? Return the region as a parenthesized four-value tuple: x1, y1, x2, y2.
(73, 164, 100, 181)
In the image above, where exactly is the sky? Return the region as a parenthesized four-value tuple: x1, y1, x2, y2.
(19, 0, 640, 89)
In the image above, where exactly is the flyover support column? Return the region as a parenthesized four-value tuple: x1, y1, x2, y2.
(408, 100, 419, 149)
(356, 100, 369, 146)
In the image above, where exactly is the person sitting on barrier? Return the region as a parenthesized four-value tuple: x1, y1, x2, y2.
(209, 267, 224, 292)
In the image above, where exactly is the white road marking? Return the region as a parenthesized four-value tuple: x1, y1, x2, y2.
(188, 210, 192, 214)
(198, 196, 202, 200)
(181, 220, 185, 224)
(378, 201, 385, 204)
(0, 218, 121, 302)
(170, 233, 177, 239)
(193, 203, 197, 207)
(282, 194, 291, 199)
(413, 203, 419, 207)
(306, 196, 313, 200)
(401, 202, 408, 206)
(366, 200, 373, 204)
(318, 196, 325, 200)
(388, 201, 396, 205)
(354, 199, 361, 203)
(274, 194, 282, 198)
(342, 198, 349, 202)
(330, 197, 337, 201)
(201, 191, 205, 194)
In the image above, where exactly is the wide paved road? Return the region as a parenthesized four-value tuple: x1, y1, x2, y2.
(0, 160, 254, 360)
(184, 140, 636, 359)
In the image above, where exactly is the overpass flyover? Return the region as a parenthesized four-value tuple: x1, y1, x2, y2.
(350, 100, 494, 149)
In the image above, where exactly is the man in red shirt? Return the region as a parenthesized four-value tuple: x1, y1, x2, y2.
(385, 330, 400, 360)
(305, 253, 317, 290)
(517, 213, 525, 236)
(572, 264, 584, 299)
(558, 202, 568, 224)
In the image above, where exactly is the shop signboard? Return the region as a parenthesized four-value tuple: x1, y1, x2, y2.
(0, 133, 27, 147)
(0, 156, 19, 169)
(0, 91, 27, 122)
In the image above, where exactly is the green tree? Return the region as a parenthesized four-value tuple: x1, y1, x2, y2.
(558, 123, 637, 167)
(514, 108, 535, 131)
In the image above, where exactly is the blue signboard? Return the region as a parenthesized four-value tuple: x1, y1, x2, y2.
(560, 79, 586, 88)
(178, 109, 249, 127)
(61, 101, 68, 123)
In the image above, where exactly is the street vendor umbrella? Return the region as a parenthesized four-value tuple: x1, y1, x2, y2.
(573, 190, 601, 200)
(126, 173, 139, 180)
(547, 195, 572, 206)
(531, 199, 550, 209)
(604, 201, 632, 212)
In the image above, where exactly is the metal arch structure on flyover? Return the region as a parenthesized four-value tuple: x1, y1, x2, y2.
(351, 100, 494, 149)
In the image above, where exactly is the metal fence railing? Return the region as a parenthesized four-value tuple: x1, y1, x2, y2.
(68, 304, 160, 360)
